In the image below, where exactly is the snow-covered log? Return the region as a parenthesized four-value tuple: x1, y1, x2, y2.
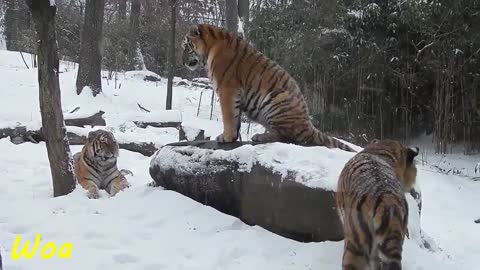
(131, 109, 182, 129)
(149, 141, 348, 242)
(64, 110, 106, 127)
(149, 141, 430, 244)
(133, 121, 181, 129)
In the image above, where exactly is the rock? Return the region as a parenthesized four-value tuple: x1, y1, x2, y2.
(149, 140, 347, 242)
(475, 218, 480, 224)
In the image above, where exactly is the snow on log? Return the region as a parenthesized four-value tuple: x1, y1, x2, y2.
(129, 110, 182, 129)
(149, 140, 430, 244)
(178, 126, 208, 141)
(64, 110, 106, 127)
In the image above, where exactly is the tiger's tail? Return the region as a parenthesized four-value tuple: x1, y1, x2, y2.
(311, 128, 357, 152)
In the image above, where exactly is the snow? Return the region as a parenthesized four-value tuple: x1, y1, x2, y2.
(0, 49, 479, 269)
(238, 17, 244, 37)
(153, 143, 356, 191)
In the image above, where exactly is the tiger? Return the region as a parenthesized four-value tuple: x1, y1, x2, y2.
(73, 129, 130, 199)
(335, 139, 419, 270)
(181, 24, 356, 152)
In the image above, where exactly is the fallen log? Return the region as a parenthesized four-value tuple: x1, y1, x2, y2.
(149, 140, 344, 242)
(0, 125, 158, 156)
(133, 121, 182, 129)
(149, 140, 432, 247)
(64, 110, 106, 127)
(67, 131, 157, 156)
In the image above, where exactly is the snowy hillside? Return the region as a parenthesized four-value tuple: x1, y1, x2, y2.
(0, 49, 479, 270)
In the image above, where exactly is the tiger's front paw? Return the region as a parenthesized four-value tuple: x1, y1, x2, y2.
(109, 177, 131, 197)
(216, 132, 237, 143)
(87, 189, 100, 199)
(83, 180, 100, 199)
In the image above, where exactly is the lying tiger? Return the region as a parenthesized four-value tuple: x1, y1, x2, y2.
(73, 130, 130, 199)
(181, 23, 356, 152)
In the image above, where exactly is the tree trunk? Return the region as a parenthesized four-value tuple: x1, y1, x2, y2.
(4, 0, 16, 50)
(76, 0, 105, 96)
(5, 0, 34, 53)
(118, 0, 127, 20)
(166, 0, 176, 110)
(238, 0, 249, 38)
(225, 0, 238, 32)
(127, 0, 142, 70)
(26, 0, 76, 197)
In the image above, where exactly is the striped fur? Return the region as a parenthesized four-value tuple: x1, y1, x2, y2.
(336, 139, 419, 270)
(181, 24, 356, 152)
(73, 130, 130, 199)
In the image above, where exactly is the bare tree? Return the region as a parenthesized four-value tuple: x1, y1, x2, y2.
(4, 0, 16, 50)
(166, 0, 176, 110)
(127, 0, 142, 70)
(26, 0, 76, 197)
(76, 0, 105, 96)
(238, 0, 249, 38)
(225, 0, 238, 32)
(118, 0, 126, 20)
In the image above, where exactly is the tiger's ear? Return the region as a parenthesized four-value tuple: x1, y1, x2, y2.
(87, 130, 98, 143)
(406, 146, 419, 163)
(189, 25, 200, 37)
(107, 131, 117, 143)
(369, 138, 380, 145)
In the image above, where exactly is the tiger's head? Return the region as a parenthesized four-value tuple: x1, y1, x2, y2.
(182, 25, 208, 71)
(87, 130, 119, 162)
(366, 139, 419, 190)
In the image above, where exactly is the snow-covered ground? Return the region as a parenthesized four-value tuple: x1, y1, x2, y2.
(0, 50, 479, 270)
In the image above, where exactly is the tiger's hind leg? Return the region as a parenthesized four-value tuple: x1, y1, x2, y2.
(251, 130, 283, 143)
(373, 205, 406, 270)
(376, 236, 404, 270)
(342, 241, 368, 270)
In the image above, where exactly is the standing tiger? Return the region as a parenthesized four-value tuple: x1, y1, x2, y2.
(336, 139, 419, 270)
(73, 130, 130, 199)
(181, 24, 356, 152)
